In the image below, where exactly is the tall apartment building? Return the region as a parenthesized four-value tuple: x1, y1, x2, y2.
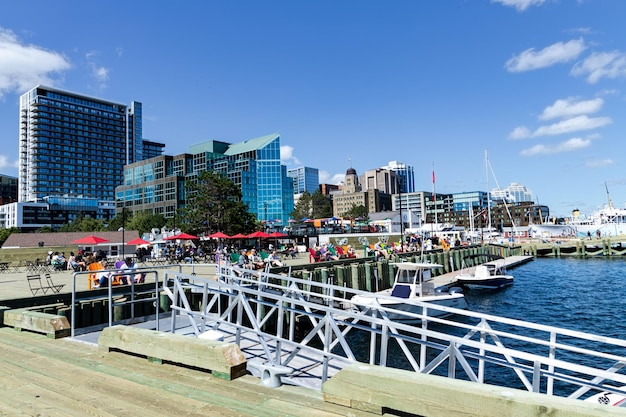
(18, 85, 164, 225)
(116, 133, 294, 226)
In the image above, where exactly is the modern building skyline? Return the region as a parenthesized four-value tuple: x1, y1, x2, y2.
(116, 133, 295, 228)
(17, 85, 164, 225)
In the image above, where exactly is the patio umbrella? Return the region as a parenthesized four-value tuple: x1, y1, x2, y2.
(72, 235, 110, 245)
(247, 231, 270, 238)
(126, 237, 151, 245)
(163, 232, 199, 241)
(268, 231, 288, 238)
(208, 231, 231, 239)
(230, 233, 247, 239)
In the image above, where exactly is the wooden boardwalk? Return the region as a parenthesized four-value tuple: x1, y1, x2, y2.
(0, 326, 376, 417)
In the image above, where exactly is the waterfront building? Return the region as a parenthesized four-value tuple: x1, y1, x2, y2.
(116, 133, 294, 227)
(392, 191, 433, 229)
(18, 85, 164, 226)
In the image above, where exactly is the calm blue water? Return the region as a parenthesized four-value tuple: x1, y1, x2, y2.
(346, 257, 626, 394)
(465, 257, 626, 339)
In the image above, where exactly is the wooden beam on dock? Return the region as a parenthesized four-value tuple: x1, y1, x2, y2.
(323, 363, 623, 417)
(98, 325, 247, 380)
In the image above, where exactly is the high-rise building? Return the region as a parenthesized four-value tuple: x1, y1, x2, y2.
(18, 85, 164, 224)
(116, 133, 294, 227)
(491, 182, 534, 204)
(287, 166, 319, 194)
(382, 161, 415, 193)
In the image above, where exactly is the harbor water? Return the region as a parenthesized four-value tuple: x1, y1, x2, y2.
(465, 257, 626, 339)
(346, 257, 626, 395)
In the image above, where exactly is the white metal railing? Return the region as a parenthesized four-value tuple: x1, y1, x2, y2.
(159, 264, 626, 399)
(70, 264, 185, 337)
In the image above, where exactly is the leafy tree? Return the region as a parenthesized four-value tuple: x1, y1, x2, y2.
(311, 190, 332, 219)
(0, 227, 18, 246)
(179, 170, 257, 236)
(343, 204, 369, 221)
(58, 213, 106, 232)
(291, 191, 312, 220)
(39, 226, 54, 233)
(127, 211, 167, 236)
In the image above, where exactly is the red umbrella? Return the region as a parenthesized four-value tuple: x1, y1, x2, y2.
(230, 233, 247, 239)
(268, 231, 288, 238)
(208, 232, 231, 239)
(247, 231, 270, 238)
(72, 235, 110, 245)
(163, 232, 199, 241)
(126, 237, 151, 245)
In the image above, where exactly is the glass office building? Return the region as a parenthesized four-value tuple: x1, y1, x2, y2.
(116, 133, 294, 226)
(287, 166, 319, 194)
(18, 85, 164, 224)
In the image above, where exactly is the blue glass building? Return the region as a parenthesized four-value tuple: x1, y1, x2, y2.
(116, 133, 294, 227)
(287, 166, 320, 194)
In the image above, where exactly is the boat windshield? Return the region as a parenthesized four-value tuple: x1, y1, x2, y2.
(396, 269, 416, 284)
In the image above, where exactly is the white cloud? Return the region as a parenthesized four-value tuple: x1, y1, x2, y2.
(319, 170, 344, 185)
(532, 115, 611, 137)
(505, 38, 587, 72)
(539, 97, 603, 121)
(280, 145, 301, 166)
(585, 158, 614, 168)
(521, 137, 592, 156)
(0, 28, 71, 98)
(85, 51, 109, 91)
(508, 126, 531, 140)
(571, 51, 626, 84)
(491, 0, 546, 12)
(0, 154, 19, 169)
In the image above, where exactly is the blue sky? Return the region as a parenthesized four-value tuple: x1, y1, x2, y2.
(1, 0, 626, 217)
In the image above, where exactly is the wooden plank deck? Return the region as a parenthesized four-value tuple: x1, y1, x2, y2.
(0, 326, 376, 416)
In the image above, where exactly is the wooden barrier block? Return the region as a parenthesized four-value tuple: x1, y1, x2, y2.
(3, 309, 70, 339)
(98, 325, 247, 380)
(322, 363, 622, 417)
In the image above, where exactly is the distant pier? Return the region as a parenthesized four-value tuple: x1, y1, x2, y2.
(523, 237, 626, 258)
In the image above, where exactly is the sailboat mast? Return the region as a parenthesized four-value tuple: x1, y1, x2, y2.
(485, 150, 491, 231)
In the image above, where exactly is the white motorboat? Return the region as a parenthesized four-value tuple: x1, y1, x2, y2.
(455, 254, 514, 290)
(351, 262, 468, 321)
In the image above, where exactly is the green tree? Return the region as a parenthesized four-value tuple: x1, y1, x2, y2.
(127, 211, 167, 236)
(311, 190, 332, 219)
(0, 227, 18, 246)
(343, 204, 369, 220)
(291, 191, 312, 220)
(58, 213, 106, 232)
(179, 170, 257, 236)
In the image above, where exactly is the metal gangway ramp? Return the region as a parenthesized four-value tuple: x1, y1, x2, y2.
(160, 264, 626, 400)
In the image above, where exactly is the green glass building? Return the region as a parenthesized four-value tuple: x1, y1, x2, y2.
(116, 133, 294, 228)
